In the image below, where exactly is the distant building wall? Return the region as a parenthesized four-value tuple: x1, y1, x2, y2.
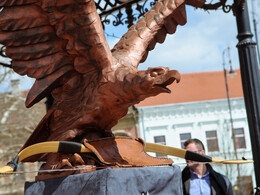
(137, 97, 255, 188)
(112, 106, 139, 138)
(0, 85, 46, 195)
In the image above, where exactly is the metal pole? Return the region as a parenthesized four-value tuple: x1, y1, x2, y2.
(251, 0, 260, 65)
(222, 48, 240, 177)
(234, 0, 260, 193)
(125, 4, 134, 28)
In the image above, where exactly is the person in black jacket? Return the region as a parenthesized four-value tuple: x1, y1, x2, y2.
(182, 138, 233, 195)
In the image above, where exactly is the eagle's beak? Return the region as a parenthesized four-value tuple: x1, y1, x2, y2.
(148, 67, 180, 93)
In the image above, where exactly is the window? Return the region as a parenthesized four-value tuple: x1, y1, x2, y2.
(180, 133, 191, 149)
(154, 136, 167, 158)
(206, 130, 219, 152)
(233, 128, 246, 149)
(154, 135, 166, 145)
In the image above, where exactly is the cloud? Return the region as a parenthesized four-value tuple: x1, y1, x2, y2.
(139, 6, 241, 73)
(105, 2, 259, 73)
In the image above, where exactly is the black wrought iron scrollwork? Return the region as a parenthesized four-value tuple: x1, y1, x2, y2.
(0, 45, 12, 68)
(97, 0, 157, 29)
(135, 0, 149, 18)
(0, 45, 6, 58)
(100, 10, 126, 28)
(222, 4, 232, 13)
(149, 0, 157, 7)
(202, 0, 233, 13)
(95, 0, 121, 14)
(125, 5, 136, 28)
(113, 10, 125, 26)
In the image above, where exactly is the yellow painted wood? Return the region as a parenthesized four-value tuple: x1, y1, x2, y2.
(0, 165, 14, 173)
(211, 157, 253, 164)
(145, 142, 186, 158)
(80, 145, 92, 153)
(0, 141, 253, 174)
(18, 141, 60, 162)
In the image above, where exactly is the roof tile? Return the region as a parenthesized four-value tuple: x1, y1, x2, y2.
(136, 69, 243, 107)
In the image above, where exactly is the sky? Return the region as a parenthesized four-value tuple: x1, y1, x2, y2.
(0, 0, 259, 92)
(105, 0, 260, 73)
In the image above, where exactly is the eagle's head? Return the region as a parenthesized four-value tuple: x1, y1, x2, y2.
(94, 66, 180, 131)
(136, 67, 180, 96)
(101, 66, 180, 103)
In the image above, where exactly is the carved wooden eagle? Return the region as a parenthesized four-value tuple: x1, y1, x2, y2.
(0, 0, 196, 171)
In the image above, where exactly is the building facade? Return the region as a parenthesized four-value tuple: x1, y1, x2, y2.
(136, 70, 255, 192)
(0, 80, 45, 195)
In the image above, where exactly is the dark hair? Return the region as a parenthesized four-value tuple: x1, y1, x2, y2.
(183, 138, 205, 150)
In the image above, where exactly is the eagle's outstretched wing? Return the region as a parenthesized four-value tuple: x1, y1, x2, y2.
(112, 0, 186, 68)
(0, 0, 113, 107)
(0, 0, 200, 168)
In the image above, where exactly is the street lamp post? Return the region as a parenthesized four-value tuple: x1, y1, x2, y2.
(222, 47, 240, 178)
(234, 0, 260, 193)
(251, 0, 260, 65)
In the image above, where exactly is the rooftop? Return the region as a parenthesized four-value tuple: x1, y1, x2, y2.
(136, 69, 243, 107)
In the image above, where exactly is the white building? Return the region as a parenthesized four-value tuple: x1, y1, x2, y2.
(136, 69, 255, 191)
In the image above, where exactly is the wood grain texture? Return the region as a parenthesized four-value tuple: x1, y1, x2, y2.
(112, 0, 186, 68)
(0, 0, 112, 107)
(0, 0, 187, 177)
